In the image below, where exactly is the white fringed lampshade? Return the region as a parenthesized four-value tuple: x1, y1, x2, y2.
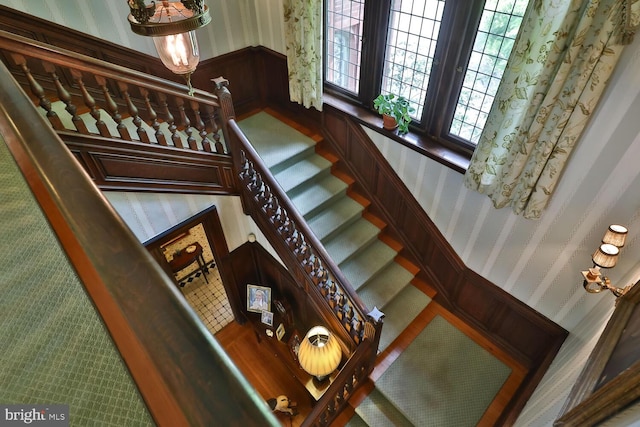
(602, 224, 628, 248)
(592, 243, 619, 269)
(297, 326, 341, 378)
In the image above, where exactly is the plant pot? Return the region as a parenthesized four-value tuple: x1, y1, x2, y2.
(382, 114, 398, 131)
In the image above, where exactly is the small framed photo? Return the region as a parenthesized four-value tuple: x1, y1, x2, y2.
(276, 323, 286, 341)
(261, 310, 274, 327)
(247, 284, 271, 313)
(288, 330, 302, 361)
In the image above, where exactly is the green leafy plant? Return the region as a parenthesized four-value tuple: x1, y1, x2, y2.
(373, 93, 415, 134)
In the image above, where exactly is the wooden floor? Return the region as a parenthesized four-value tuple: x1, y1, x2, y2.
(215, 321, 314, 426)
(215, 296, 527, 427)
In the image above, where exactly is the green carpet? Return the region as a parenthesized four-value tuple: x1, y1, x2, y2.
(374, 315, 512, 426)
(0, 136, 153, 426)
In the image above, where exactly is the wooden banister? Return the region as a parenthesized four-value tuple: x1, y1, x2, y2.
(0, 59, 278, 426)
(0, 30, 217, 104)
(0, 30, 225, 154)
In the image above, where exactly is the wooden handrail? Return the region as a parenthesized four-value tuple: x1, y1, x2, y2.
(0, 30, 226, 154)
(301, 338, 376, 427)
(0, 60, 277, 426)
(0, 30, 218, 104)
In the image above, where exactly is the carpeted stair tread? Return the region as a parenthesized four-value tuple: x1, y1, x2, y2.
(339, 241, 397, 291)
(306, 197, 364, 242)
(357, 263, 415, 311)
(355, 388, 414, 427)
(375, 315, 512, 426)
(377, 286, 431, 352)
(323, 218, 380, 266)
(289, 174, 348, 218)
(238, 112, 316, 172)
(345, 412, 369, 427)
(275, 153, 332, 194)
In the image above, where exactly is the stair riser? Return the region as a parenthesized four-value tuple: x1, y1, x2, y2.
(317, 209, 363, 243)
(298, 188, 348, 219)
(343, 257, 396, 292)
(269, 145, 317, 175)
(284, 166, 332, 197)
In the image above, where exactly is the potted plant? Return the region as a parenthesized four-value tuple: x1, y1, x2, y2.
(373, 93, 415, 134)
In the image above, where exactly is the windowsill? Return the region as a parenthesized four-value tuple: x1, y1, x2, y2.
(323, 92, 471, 174)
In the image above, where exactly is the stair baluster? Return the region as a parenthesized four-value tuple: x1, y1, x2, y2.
(175, 97, 197, 150)
(42, 62, 87, 134)
(204, 105, 225, 154)
(70, 69, 110, 137)
(190, 100, 212, 152)
(139, 88, 166, 146)
(159, 93, 183, 148)
(118, 81, 149, 143)
(10, 54, 63, 130)
(96, 76, 130, 141)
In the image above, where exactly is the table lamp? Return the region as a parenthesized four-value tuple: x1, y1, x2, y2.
(297, 326, 341, 382)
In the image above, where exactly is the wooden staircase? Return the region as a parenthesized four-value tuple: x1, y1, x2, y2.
(0, 23, 570, 426)
(238, 110, 433, 354)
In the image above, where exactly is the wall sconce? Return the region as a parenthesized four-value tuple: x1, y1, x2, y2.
(297, 326, 341, 382)
(582, 225, 631, 298)
(126, 0, 211, 94)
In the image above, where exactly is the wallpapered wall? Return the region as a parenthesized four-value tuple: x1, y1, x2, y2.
(4, 0, 640, 425)
(363, 29, 640, 427)
(0, 0, 266, 59)
(102, 192, 278, 260)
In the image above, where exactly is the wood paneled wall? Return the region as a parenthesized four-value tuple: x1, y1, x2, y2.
(222, 241, 325, 333)
(63, 133, 236, 194)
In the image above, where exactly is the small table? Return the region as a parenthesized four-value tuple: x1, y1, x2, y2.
(169, 242, 208, 284)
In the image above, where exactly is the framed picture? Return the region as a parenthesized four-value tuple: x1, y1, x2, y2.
(288, 330, 302, 361)
(276, 323, 285, 341)
(247, 284, 271, 313)
(556, 279, 640, 426)
(261, 310, 274, 327)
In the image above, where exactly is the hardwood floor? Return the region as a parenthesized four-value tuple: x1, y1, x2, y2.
(215, 321, 315, 426)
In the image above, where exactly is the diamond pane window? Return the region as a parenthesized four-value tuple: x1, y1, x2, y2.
(381, 0, 446, 119)
(450, 0, 529, 144)
(326, 0, 365, 94)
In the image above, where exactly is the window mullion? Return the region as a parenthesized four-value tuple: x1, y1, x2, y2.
(358, 0, 392, 107)
(424, 0, 481, 139)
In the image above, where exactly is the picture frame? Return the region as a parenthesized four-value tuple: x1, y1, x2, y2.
(276, 323, 285, 341)
(261, 310, 274, 327)
(555, 279, 640, 426)
(288, 330, 302, 361)
(246, 284, 271, 313)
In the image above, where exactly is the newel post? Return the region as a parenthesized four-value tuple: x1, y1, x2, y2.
(212, 76, 235, 151)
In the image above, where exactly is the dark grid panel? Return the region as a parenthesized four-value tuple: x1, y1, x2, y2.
(450, 0, 529, 144)
(381, 0, 446, 119)
(326, 0, 365, 94)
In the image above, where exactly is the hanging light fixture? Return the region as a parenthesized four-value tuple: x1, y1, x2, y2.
(126, 0, 211, 95)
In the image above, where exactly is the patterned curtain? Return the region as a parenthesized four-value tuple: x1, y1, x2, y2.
(464, 0, 640, 219)
(283, 0, 323, 110)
